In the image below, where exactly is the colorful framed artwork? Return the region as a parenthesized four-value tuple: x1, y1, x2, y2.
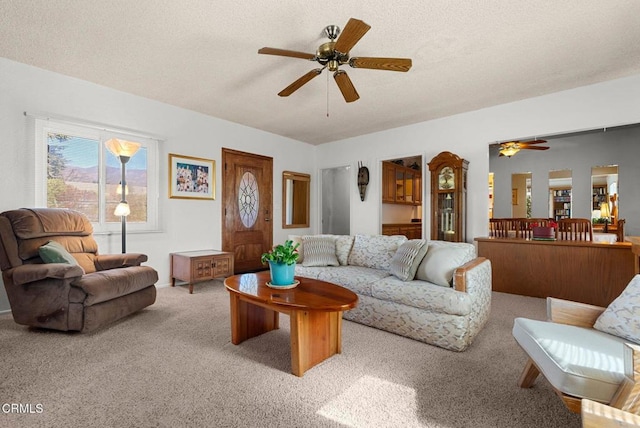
(169, 153, 215, 200)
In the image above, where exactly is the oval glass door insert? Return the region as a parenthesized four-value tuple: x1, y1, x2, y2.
(238, 171, 259, 228)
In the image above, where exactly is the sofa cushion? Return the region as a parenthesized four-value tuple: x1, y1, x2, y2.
(71, 266, 159, 306)
(594, 274, 640, 344)
(371, 275, 472, 315)
(513, 317, 627, 403)
(315, 266, 391, 297)
(294, 265, 324, 279)
(335, 235, 355, 266)
(389, 239, 428, 281)
(6, 208, 93, 239)
(302, 235, 339, 267)
(415, 241, 476, 287)
(348, 234, 407, 270)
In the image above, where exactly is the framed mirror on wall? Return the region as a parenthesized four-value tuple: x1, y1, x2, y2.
(591, 165, 618, 230)
(511, 172, 531, 218)
(549, 169, 572, 221)
(282, 171, 310, 229)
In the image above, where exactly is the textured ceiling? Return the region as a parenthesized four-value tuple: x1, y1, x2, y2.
(1, 1, 640, 145)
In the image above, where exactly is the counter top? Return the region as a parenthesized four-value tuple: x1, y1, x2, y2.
(475, 236, 630, 249)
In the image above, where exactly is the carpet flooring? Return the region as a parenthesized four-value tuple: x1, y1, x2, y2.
(0, 281, 581, 427)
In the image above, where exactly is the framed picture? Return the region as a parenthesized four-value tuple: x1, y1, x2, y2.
(512, 188, 518, 205)
(169, 153, 215, 200)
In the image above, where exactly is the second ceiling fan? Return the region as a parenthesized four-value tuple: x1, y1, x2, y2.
(499, 139, 549, 157)
(258, 18, 412, 103)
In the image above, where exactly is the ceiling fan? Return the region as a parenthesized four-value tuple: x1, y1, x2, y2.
(258, 18, 412, 103)
(498, 139, 549, 157)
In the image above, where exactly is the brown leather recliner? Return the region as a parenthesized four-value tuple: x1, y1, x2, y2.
(0, 208, 158, 332)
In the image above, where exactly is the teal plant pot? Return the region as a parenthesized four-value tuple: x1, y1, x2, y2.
(268, 261, 296, 286)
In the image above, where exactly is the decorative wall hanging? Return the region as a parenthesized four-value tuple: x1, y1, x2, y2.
(169, 153, 215, 200)
(357, 161, 369, 201)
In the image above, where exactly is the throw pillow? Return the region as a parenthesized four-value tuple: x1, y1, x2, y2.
(594, 274, 640, 344)
(348, 234, 407, 270)
(39, 240, 79, 266)
(389, 239, 428, 281)
(335, 235, 355, 266)
(302, 236, 339, 267)
(415, 244, 473, 287)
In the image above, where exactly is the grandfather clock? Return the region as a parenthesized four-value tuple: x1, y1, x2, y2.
(428, 151, 469, 242)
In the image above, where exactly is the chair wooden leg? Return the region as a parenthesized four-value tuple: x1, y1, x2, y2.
(610, 343, 640, 415)
(518, 358, 540, 388)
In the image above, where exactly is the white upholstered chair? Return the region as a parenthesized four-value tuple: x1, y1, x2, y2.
(513, 276, 640, 414)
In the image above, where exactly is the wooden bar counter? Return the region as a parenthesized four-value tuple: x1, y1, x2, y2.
(475, 237, 635, 307)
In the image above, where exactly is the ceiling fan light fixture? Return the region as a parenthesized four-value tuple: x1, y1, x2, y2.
(499, 146, 520, 157)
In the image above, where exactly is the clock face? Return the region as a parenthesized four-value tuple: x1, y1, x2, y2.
(438, 167, 454, 190)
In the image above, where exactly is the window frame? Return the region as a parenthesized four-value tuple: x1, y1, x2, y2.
(35, 118, 160, 233)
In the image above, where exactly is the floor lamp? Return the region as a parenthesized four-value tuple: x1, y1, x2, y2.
(106, 139, 141, 253)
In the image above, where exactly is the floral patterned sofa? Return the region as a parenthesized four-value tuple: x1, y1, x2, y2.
(291, 234, 492, 351)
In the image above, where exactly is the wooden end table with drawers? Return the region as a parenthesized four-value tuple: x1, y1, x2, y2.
(170, 250, 234, 294)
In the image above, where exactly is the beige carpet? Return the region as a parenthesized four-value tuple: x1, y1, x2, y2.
(0, 281, 581, 428)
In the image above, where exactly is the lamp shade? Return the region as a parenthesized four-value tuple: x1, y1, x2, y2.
(114, 202, 131, 217)
(116, 182, 129, 195)
(105, 139, 141, 158)
(600, 201, 611, 219)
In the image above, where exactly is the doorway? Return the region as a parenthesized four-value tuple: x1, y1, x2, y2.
(321, 166, 350, 235)
(221, 148, 273, 273)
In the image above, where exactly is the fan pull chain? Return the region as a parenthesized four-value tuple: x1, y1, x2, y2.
(326, 71, 330, 117)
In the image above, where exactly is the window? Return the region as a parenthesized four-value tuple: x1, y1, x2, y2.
(35, 119, 159, 232)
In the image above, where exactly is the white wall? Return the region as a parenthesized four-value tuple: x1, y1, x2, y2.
(315, 74, 640, 241)
(490, 126, 640, 234)
(0, 58, 315, 312)
(3, 55, 640, 314)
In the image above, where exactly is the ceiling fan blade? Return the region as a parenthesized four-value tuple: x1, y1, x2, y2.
(518, 139, 547, 145)
(334, 70, 360, 103)
(277, 69, 323, 97)
(258, 47, 316, 60)
(333, 18, 371, 54)
(349, 57, 412, 72)
(521, 146, 549, 150)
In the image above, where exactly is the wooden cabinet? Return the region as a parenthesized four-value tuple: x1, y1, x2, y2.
(428, 151, 468, 242)
(171, 250, 234, 294)
(381, 161, 421, 206)
(382, 223, 422, 239)
(413, 172, 422, 205)
(382, 161, 397, 203)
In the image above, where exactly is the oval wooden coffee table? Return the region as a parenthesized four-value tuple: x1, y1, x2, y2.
(224, 271, 358, 377)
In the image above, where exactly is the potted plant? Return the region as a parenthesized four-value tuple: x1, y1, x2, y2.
(261, 240, 300, 286)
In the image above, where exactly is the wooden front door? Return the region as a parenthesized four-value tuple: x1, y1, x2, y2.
(222, 148, 273, 273)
